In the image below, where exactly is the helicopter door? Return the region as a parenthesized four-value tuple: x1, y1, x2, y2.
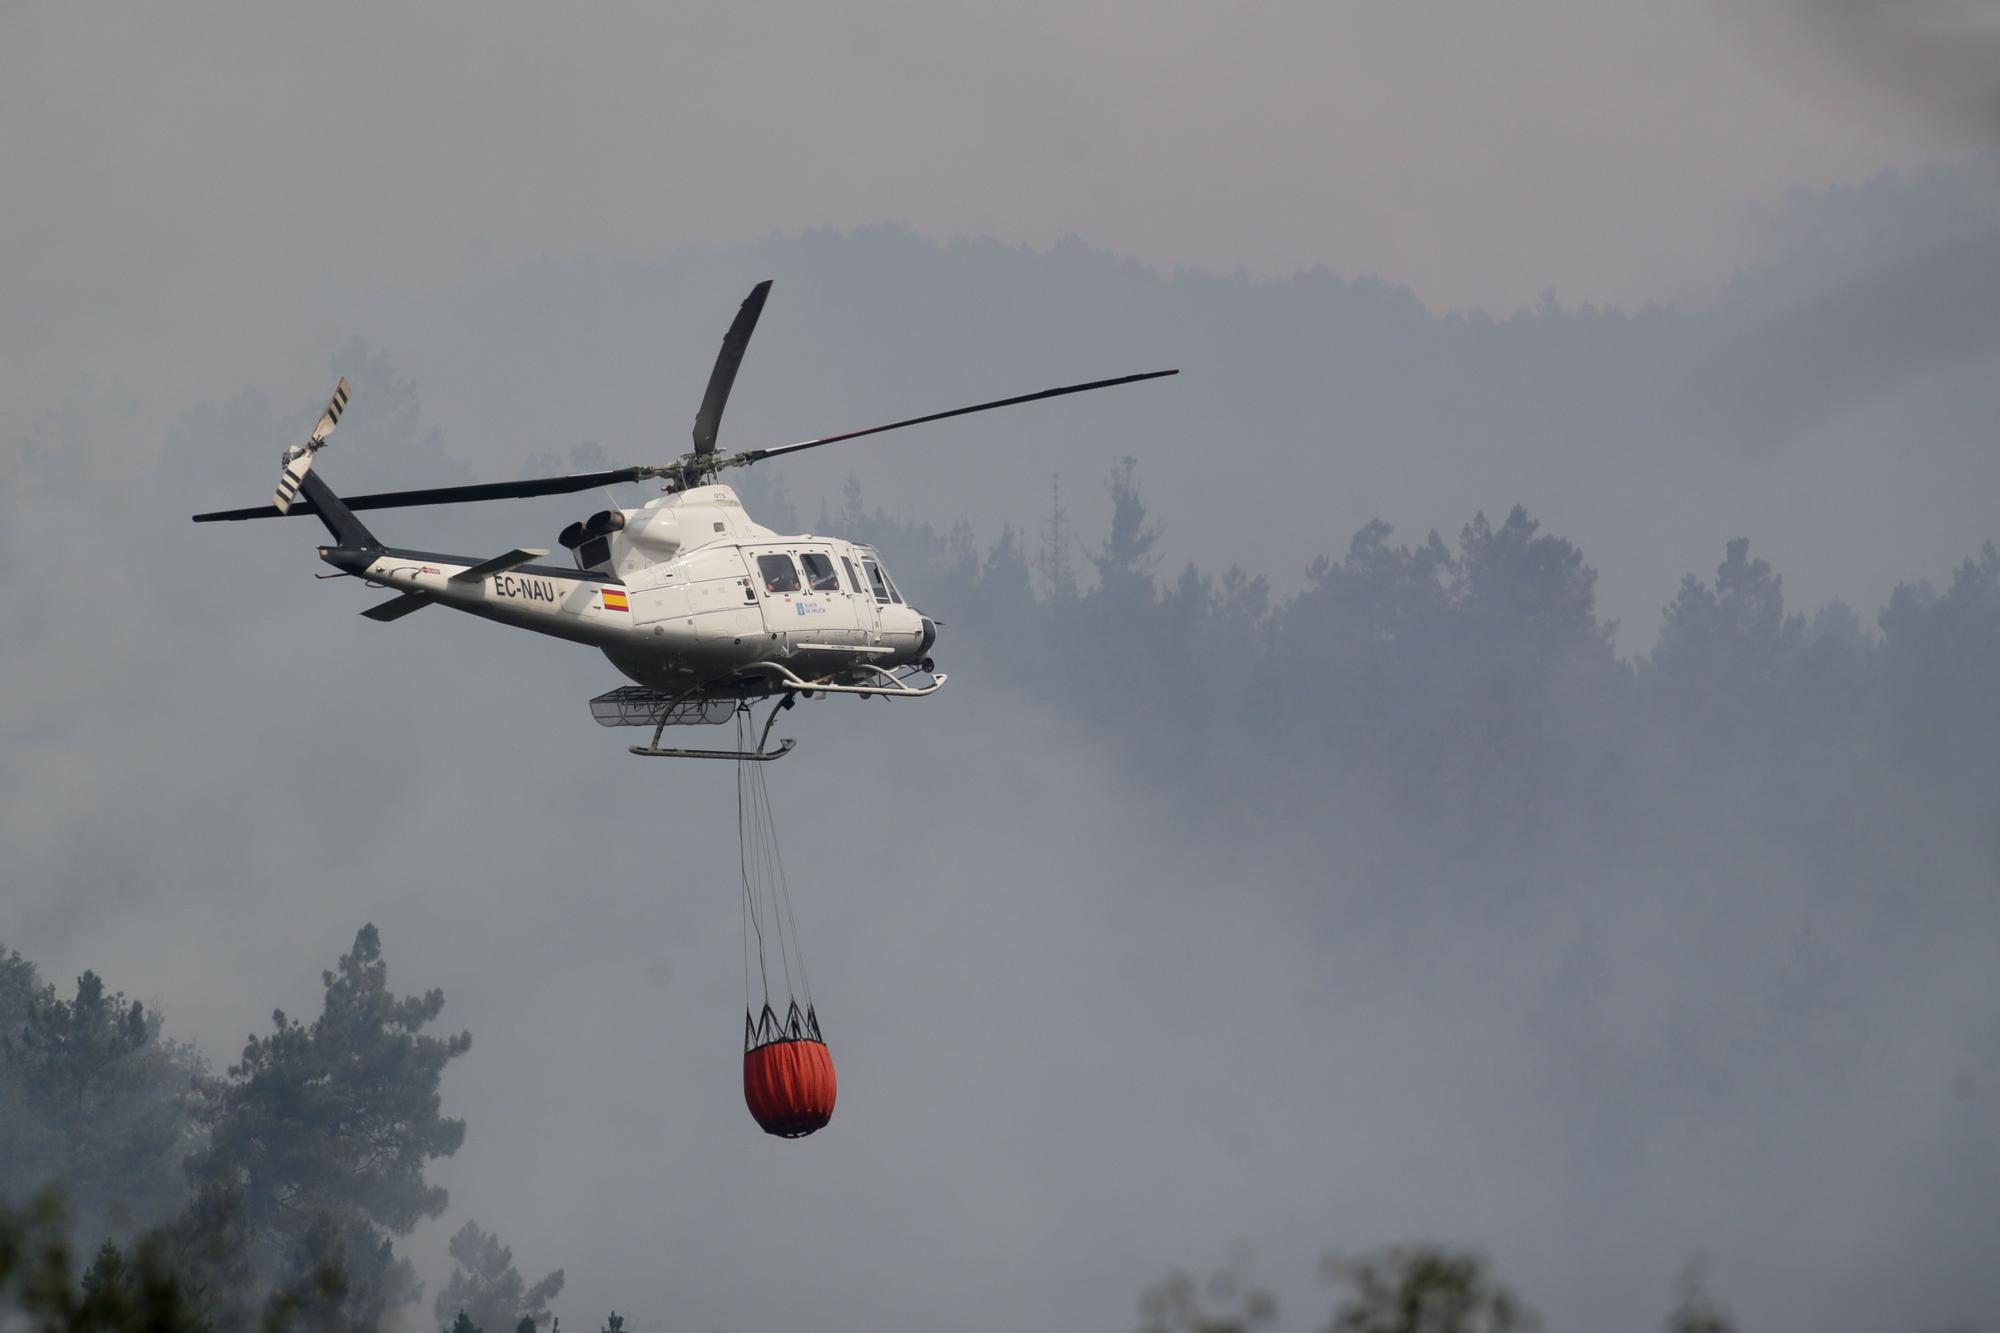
(792, 549, 858, 638)
(839, 552, 881, 642)
(750, 550, 806, 638)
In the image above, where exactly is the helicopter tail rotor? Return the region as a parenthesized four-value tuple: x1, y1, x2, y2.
(274, 378, 351, 514)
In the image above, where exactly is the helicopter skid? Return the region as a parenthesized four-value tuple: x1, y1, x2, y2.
(628, 737, 798, 761)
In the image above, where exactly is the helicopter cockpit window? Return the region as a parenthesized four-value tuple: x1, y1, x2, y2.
(800, 552, 840, 591)
(882, 569, 905, 604)
(841, 556, 862, 592)
(578, 535, 612, 570)
(862, 558, 891, 603)
(756, 553, 802, 594)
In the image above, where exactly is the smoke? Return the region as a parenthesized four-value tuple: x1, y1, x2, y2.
(1677, 223, 2000, 446)
(1676, 3, 2000, 448)
(6, 188, 2000, 1333)
(1759, 0, 2000, 144)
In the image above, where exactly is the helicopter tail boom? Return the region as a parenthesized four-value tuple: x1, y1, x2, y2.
(296, 468, 381, 550)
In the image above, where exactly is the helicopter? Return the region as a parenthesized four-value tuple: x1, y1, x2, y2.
(194, 281, 1176, 760)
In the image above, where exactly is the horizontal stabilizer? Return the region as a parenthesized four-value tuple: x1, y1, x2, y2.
(450, 548, 551, 583)
(361, 592, 435, 622)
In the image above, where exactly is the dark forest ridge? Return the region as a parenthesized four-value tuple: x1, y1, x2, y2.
(319, 167, 2000, 649)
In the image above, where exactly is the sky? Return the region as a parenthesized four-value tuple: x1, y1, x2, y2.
(4, 4, 2000, 1333)
(0, 0, 1975, 420)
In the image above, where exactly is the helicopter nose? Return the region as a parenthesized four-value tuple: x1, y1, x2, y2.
(917, 615, 937, 668)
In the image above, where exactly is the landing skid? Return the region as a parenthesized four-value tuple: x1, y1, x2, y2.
(629, 736, 797, 761)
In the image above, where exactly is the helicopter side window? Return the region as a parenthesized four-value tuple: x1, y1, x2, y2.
(756, 553, 801, 594)
(862, 558, 891, 603)
(800, 552, 840, 592)
(579, 535, 612, 570)
(841, 556, 863, 593)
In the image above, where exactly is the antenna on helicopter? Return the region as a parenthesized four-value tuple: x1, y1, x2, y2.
(193, 282, 1176, 524)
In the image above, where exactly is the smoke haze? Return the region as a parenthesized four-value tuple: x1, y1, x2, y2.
(3, 7, 1998, 1333)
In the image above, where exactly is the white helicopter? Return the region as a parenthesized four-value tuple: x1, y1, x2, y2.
(196, 281, 1175, 759)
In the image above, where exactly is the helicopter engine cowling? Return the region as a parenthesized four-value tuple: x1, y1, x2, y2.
(619, 507, 683, 560)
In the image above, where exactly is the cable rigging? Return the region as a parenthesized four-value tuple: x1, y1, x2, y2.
(735, 709, 837, 1138)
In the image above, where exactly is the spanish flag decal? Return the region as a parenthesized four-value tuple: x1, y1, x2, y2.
(601, 588, 629, 613)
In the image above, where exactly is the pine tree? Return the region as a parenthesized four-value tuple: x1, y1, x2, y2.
(1036, 473, 1078, 602)
(433, 1220, 564, 1333)
(0, 968, 204, 1238)
(186, 925, 471, 1323)
(1091, 455, 1159, 603)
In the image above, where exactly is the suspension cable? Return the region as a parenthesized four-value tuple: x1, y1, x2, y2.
(738, 700, 814, 1045)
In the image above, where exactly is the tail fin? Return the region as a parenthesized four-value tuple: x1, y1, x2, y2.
(297, 468, 380, 549)
(272, 378, 376, 548)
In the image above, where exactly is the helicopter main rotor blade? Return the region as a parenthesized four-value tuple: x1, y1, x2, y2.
(192, 467, 657, 522)
(692, 280, 772, 457)
(194, 364, 1178, 521)
(738, 369, 1179, 466)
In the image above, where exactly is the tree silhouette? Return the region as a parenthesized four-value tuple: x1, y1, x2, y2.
(433, 1220, 564, 1333)
(0, 968, 203, 1240)
(186, 924, 470, 1322)
(1653, 537, 1803, 719)
(1037, 472, 1079, 603)
(1880, 541, 2000, 807)
(1134, 1258, 1276, 1333)
(1322, 1246, 1539, 1333)
(1662, 1260, 1738, 1333)
(1092, 455, 1159, 603)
